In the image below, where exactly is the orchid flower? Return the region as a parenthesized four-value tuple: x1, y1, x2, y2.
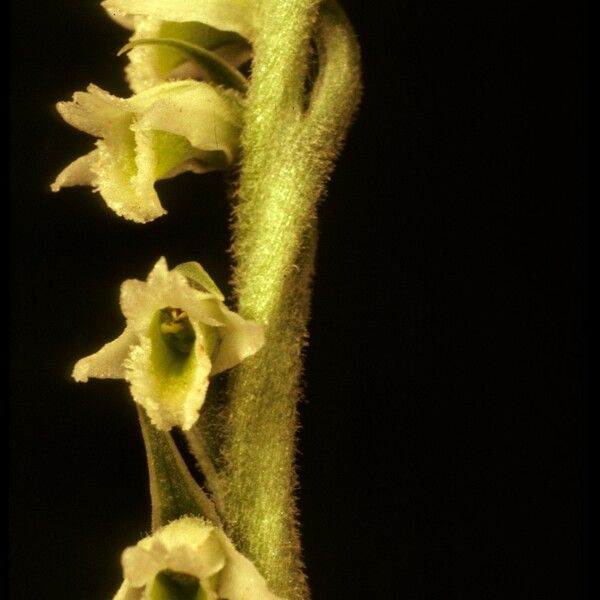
(72, 258, 263, 430)
(113, 517, 282, 600)
(51, 81, 243, 223)
(102, 0, 256, 92)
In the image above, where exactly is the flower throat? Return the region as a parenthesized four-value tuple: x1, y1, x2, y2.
(159, 307, 195, 354)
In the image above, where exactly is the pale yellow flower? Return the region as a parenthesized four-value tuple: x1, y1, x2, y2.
(102, 0, 256, 92)
(51, 81, 243, 223)
(113, 517, 283, 600)
(73, 258, 263, 431)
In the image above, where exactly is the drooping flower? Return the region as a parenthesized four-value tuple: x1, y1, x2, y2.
(51, 81, 243, 223)
(113, 517, 282, 600)
(72, 258, 263, 431)
(102, 0, 257, 92)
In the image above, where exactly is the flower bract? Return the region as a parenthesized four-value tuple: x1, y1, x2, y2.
(72, 258, 263, 430)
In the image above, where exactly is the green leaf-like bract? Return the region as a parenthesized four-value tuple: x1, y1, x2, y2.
(138, 407, 220, 530)
(174, 261, 225, 300)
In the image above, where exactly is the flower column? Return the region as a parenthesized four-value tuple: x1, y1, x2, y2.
(222, 1, 361, 598)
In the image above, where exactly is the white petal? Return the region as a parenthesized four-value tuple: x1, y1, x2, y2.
(122, 16, 168, 93)
(123, 518, 226, 582)
(146, 516, 213, 549)
(153, 519, 225, 578)
(134, 82, 243, 165)
(164, 534, 225, 579)
(56, 84, 130, 137)
(120, 258, 225, 331)
(113, 580, 143, 600)
(50, 150, 98, 191)
(105, 7, 136, 30)
(72, 328, 137, 382)
(102, 0, 257, 41)
(216, 530, 284, 600)
(211, 309, 264, 375)
(122, 545, 164, 588)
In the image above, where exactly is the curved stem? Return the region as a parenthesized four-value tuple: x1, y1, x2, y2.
(221, 1, 361, 598)
(224, 227, 317, 599)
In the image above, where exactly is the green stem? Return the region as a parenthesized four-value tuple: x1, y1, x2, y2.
(225, 227, 317, 599)
(221, 1, 361, 598)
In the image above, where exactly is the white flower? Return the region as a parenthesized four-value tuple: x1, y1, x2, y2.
(72, 258, 263, 431)
(113, 517, 283, 600)
(102, 0, 256, 92)
(51, 81, 243, 223)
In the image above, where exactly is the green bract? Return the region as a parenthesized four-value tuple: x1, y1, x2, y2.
(51, 81, 243, 223)
(72, 258, 263, 430)
(102, 0, 255, 92)
(113, 517, 282, 600)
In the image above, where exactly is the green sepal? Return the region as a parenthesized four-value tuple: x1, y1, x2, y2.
(137, 406, 221, 530)
(119, 38, 248, 93)
(174, 262, 225, 300)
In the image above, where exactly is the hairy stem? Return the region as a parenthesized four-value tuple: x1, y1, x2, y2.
(221, 1, 361, 598)
(225, 227, 317, 599)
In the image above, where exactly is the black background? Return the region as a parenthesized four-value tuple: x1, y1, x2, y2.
(10, 1, 587, 598)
